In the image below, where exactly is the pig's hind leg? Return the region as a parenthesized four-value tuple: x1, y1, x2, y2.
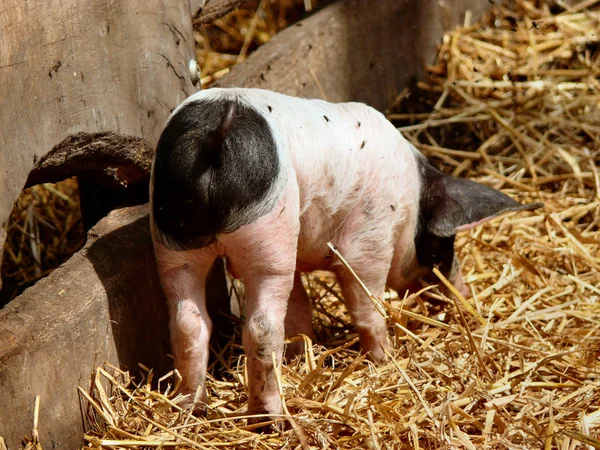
(222, 196, 299, 420)
(284, 272, 314, 358)
(153, 243, 216, 408)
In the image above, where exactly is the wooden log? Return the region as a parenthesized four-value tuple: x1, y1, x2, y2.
(0, 0, 200, 290)
(0, 203, 233, 448)
(0, 206, 168, 447)
(194, 0, 255, 25)
(0, 0, 492, 447)
(215, 0, 491, 111)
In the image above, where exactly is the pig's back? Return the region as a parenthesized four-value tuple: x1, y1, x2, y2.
(228, 88, 420, 269)
(219, 89, 418, 214)
(162, 88, 420, 264)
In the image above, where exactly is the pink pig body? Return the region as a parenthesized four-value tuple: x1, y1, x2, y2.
(150, 88, 536, 418)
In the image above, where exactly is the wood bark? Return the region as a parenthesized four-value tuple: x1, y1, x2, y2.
(194, 0, 254, 25)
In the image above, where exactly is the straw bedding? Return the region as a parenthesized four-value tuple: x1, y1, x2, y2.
(14, 1, 600, 448)
(0, 178, 85, 304)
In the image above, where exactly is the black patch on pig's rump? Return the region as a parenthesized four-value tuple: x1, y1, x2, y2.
(152, 98, 279, 248)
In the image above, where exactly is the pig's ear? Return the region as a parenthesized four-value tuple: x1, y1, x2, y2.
(428, 176, 543, 237)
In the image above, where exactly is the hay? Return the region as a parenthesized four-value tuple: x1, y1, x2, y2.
(0, 178, 85, 304)
(15, 0, 600, 448)
(195, 0, 318, 88)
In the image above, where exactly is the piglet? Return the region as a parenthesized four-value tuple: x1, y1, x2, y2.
(150, 88, 541, 418)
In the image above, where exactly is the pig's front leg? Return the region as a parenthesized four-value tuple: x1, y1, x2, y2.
(154, 244, 216, 408)
(335, 253, 391, 362)
(284, 272, 314, 358)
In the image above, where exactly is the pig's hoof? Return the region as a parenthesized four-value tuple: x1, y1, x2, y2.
(247, 402, 285, 433)
(176, 389, 208, 415)
(247, 414, 287, 433)
(366, 347, 388, 364)
(357, 331, 389, 363)
(179, 399, 207, 416)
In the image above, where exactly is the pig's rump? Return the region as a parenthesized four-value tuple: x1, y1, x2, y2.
(151, 88, 421, 274)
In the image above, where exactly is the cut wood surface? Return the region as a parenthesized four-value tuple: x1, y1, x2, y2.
(0, 0, 490, 447)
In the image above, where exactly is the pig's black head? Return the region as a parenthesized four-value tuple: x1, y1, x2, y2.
(414, 151, 542, 287)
